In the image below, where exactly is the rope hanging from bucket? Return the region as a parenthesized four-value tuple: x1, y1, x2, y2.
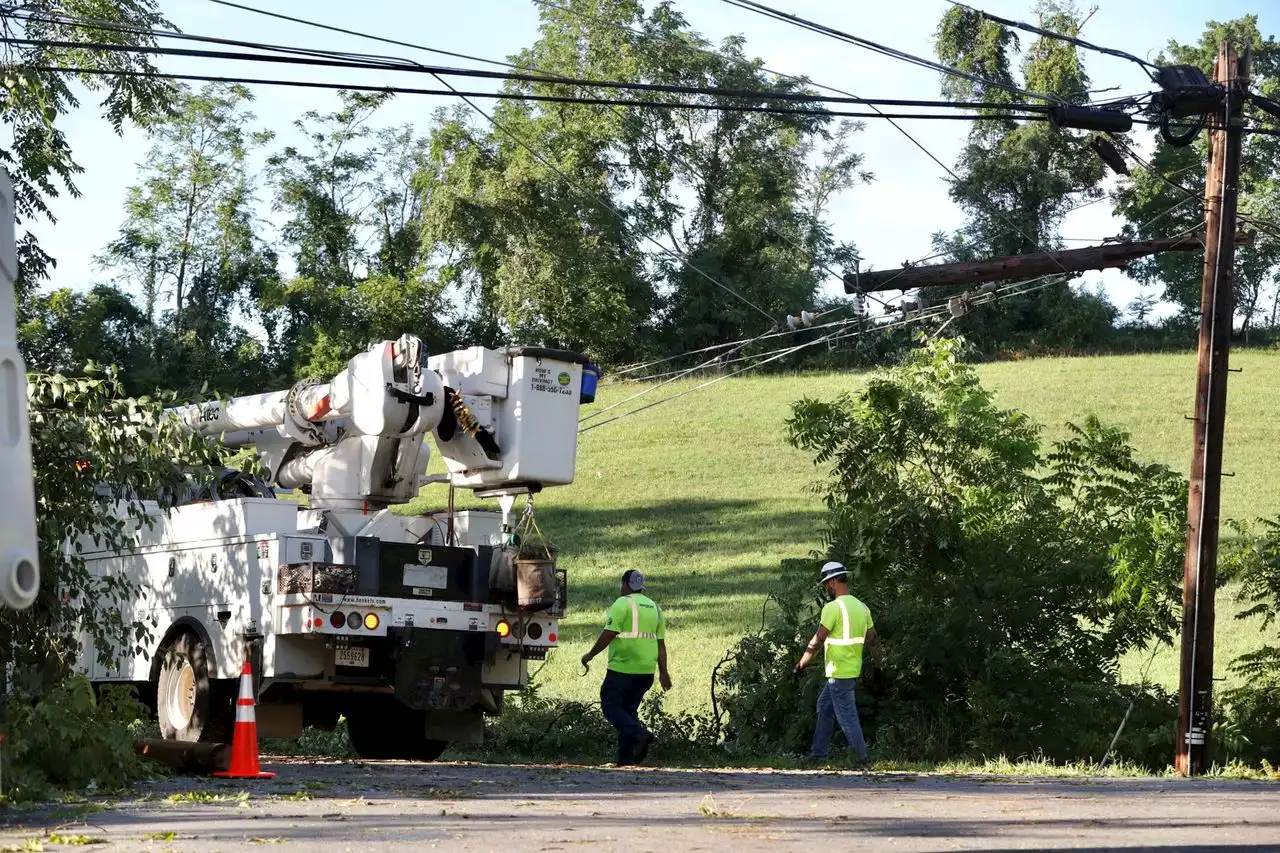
(512, 495, 558, 613)
(514, 495, 554, 561)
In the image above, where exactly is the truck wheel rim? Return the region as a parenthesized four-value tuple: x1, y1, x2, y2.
(168, 662, 196, 731)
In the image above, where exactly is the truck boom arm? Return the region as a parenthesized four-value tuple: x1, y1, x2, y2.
(171, 338, 588, 512)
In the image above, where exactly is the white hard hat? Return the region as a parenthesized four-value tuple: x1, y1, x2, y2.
(819, 561, 849, 583)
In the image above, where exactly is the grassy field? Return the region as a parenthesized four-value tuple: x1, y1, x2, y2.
(408, 349, 1280, 716)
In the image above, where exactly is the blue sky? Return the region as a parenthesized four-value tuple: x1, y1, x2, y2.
(26, 0, 1272, 320)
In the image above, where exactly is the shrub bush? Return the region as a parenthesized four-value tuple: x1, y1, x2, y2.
(1217, 518, 1280, 767)
(716, 337, 1186, 767)
(0, 676, 152, 801)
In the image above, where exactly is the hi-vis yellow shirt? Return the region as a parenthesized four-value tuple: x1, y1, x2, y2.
(821, 594, 873, 679)
(605, 594, 665, 675)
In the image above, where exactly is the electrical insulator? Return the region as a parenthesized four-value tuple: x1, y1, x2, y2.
(853, 292, 867, 318)
(800, 310, 814, 327)
(786, 314, 799, 330)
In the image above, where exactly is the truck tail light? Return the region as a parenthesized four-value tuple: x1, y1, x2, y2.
(346, 611, 361, 630)
(330, 611, 345, 629)
(364, 612, 380, 630)
(495, 619, 511, 638)
(526, 622, 543, 640)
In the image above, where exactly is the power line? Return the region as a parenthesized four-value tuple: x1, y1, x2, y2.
(527, 0, 1079, 313)
(717, 0, 1061, 104)
(707, 3, 1100, 287)
(944, 1, 1159, 75)
(21, 64, 1064, 124)
(0, 6, 419, 70)
(205, 0, 544, 72)
(580, 274, 1068, 434)
(578, 327, 777, 423)
(633, 277, 1065, 392)
(1108, 135, 1201, 201)
(7, 35, 1067, 114)
(689, 274, 1066, 375)
(192, 1, 904, 342)
(625, 310, 886, 381)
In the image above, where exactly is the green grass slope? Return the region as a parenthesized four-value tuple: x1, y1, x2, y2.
(410, 349, 1280, 715)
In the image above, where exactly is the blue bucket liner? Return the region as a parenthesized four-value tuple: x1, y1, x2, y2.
(580, 363, 601, 404)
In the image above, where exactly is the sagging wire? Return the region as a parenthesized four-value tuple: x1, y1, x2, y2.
(719, 0, 1065, 105)
(579, 275, 1070, 435)
(623, 311, 885, 383)
(609, 188, 1123, 381)
(577, 327, 776, 424)
(945, 1, 1160, 76)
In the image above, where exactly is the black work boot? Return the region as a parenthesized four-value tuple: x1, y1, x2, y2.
(615, 736, 635, 766)
(634, 730, 656, 764)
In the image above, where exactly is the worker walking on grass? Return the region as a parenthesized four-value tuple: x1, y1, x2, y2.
(794, 561, 877, 764)
(581, 570, 673, 766)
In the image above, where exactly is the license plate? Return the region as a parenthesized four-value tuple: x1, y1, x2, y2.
(335, 647, 370, 668)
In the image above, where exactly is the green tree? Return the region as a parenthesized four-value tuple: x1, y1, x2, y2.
(929, 1, 1117, 350)
(609, 5, 868, 354)
(98, 83, 279, 394)
(1218, 516, 1280, 765)
(1126, 290, 1159, 327)
(1113, 17, 1280, 334)
(419, 0, 868, 365)
(267, 92, 453, 377)
(0, 1, 176, 298)
(17, 284, 156, 390)
(419, 66, 655, 362)
(1, 368, 234, 689)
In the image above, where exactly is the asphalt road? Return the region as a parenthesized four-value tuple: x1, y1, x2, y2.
(2, 758, 1278, 852)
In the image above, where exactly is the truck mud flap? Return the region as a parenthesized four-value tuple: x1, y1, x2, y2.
(393, 627, 486, 713)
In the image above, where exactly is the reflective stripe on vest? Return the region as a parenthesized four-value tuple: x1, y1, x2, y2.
(616, 595, 659, 640)
(825, 597, 866, 647)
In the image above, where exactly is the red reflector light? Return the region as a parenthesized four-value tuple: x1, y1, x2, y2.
(330, 611, 345, 629)
(548, 632, 557, 643)
(312, 617, 323, 628)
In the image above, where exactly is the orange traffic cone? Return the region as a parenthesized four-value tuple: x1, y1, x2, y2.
(213, 657, 275, 779)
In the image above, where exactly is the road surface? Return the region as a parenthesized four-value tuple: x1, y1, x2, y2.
(2, 758, 1278, 851)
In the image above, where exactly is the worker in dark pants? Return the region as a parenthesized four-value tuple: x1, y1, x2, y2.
(581, 570, 672, 766)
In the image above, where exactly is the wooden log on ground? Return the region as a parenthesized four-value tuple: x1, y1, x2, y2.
(135, 739, 231, 775)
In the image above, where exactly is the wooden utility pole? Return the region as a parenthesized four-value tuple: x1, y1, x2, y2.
(841, 232, 1251, 293)
(1176, 42, 1247, 778)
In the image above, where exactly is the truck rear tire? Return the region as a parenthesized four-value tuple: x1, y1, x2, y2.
(346, 701, 448, 762)
(156, 631, 233, 743)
